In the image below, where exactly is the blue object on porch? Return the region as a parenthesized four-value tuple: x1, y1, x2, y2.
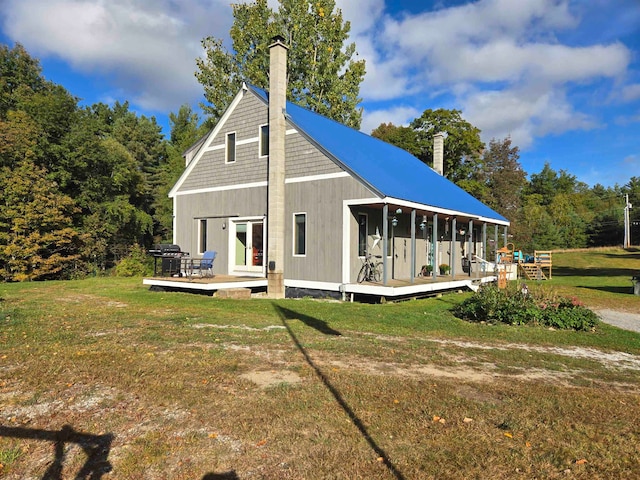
(191, 250, 217, 277)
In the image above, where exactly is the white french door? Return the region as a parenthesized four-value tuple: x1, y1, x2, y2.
(229, 218, 265, 275)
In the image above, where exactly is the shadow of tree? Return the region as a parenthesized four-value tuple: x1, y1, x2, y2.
(277, 306, 342, 336)
(201, 472, 239, 479)
(579, 285, 635, 295)
(273, 305, 405, 480)
(554, 266, 638, 277)
(0, 425, 113, 479)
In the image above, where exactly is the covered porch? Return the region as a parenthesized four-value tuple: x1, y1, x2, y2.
(344, 197, 511, 287)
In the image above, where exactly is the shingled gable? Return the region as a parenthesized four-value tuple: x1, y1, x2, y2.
(247, 84, 508, 226)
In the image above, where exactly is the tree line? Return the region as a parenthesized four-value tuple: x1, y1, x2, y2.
(372, 118, 640, 253)
(1, 0, 637, 281)
(0, 44, 206, 281)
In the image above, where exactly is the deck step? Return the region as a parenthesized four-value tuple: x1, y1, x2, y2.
(519, 264, 548, 280)
(214, 287, 252, 299)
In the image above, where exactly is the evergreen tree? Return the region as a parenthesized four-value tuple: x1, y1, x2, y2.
(478, 137, 527, 222)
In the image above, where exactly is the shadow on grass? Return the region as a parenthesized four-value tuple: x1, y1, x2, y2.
(554, 266, 639, 277)
(0, 425, 113, 479)
(274, 305, 405, 480)
(277, 306, 342, 336)
(579, 285, 635, 295)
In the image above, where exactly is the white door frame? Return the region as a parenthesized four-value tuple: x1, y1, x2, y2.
(228, 216, 267, 277)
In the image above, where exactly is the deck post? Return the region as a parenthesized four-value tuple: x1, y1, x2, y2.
(468, 219, 473, 277)
(410, 209, 416, 284)
(503, 226, 508, 247)
(451, 217, 457, 277)
(432, 213, 438, 280)
(494, 225, 499, 263)
(382, 204, 389, 285)
(482, 222, 487, 262)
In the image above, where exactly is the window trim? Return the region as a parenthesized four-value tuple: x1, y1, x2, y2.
(198, 218, 207, 254)
(259, 124, 269, 158)
(225, 131, 236, 164)
(293, 212, 307, 257)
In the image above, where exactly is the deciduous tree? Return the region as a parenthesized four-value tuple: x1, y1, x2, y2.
(409, 108, 484, 187)
(0, 159, 83, 281)
(195, 0, 365, 128)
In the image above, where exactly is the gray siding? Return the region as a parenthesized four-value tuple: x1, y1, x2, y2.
(178, 92, 269, 192)
(285, 176, 373, 283)
(285, 132, 343, 179)
(174, 187, 268, 274)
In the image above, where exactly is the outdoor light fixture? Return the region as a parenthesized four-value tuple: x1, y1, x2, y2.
(459, 228, 466, 236)
(419, 221, 427, 231)
(222, 222, 227, 230)
(391, 216, 399, 227)
(395, 208, 402, 214)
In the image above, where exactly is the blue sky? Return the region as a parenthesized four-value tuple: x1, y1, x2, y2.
(1, 0, 638, 187)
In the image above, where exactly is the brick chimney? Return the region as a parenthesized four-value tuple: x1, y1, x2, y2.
(433, 132, 444, 176)
(267, 35, 288, 298)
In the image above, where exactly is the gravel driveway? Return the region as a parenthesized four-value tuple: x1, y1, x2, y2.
(597, 309, 640, 333)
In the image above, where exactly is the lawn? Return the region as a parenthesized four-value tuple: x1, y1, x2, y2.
(0, 248, 639, 479)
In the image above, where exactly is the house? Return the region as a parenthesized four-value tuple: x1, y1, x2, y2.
(153, 36, 510, 300)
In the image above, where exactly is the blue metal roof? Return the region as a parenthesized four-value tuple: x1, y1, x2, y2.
(249, 85, 508, 224)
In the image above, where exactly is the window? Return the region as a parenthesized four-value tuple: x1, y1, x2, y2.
(293, 213, 306, 256)
(226, 132, 236, 163)
(199, 219, 207, 253)
(358, 213, 367, 257)
(259, 124, 269, 157)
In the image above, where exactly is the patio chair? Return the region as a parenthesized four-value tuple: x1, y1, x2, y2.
(190, 250, 217, 278)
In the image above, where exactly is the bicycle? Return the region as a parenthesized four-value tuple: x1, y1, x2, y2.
(357, 252, 383, 283)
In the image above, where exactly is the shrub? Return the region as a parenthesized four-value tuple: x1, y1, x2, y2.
(453, 282, 599, 331)
(114, 244, 153, 277)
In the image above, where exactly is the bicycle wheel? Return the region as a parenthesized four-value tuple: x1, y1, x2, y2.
(357, 263, 368, 283)
(372, 262, 383, 282)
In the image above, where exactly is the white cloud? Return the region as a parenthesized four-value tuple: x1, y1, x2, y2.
(335, 0, 385, 36)
(621, 83, 640, 102)
(1, 0, 234, 112)
(350, 0, 631, 151)
(463, 85, 598, 148)
(361, 105, 421, 134)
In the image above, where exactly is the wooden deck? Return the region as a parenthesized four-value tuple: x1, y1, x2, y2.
(143, 270, 499, 301)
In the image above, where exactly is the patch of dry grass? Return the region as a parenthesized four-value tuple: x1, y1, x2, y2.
(1, 274, 640, 479)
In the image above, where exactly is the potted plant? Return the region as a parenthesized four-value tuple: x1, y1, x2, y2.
(439, 263, 450, 275)
(420, 264, 433, 276)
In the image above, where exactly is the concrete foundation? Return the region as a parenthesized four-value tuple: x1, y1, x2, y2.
(267, 272, 285, 298)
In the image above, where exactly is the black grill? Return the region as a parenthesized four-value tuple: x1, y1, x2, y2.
(148, 244, 189, 276)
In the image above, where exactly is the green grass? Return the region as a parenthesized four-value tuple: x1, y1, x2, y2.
(0, 248, 639, 479)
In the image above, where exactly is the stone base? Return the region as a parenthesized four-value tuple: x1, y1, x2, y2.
(214, 288, 251, 299)
(267, 272, 285, 299)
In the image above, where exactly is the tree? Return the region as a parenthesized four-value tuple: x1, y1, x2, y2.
(477, 137, 527, 222)
(0, 159, 83, 281)
(195, 0, 366, 128)
(409, 109, 484, 186)
(370, 123, 421, 157)
(527, 162, 585, 204)
(153, 105, 206, 241)
(0, 43, 45, 118)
